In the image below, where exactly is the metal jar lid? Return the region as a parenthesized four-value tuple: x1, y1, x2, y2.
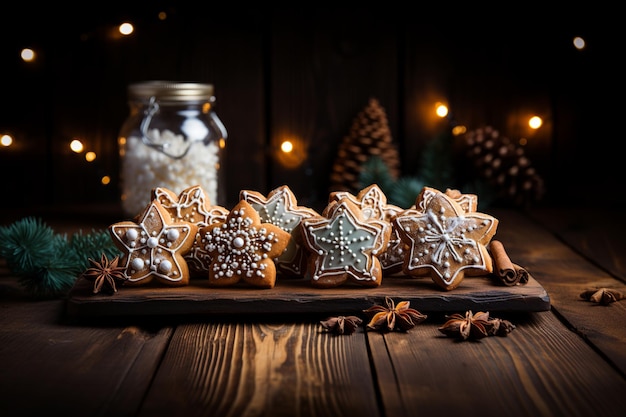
(128, 81, 215, 102)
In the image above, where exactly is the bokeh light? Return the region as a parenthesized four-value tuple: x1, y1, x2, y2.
(70, 139, 84, 153)
(20, 48, 35, 62)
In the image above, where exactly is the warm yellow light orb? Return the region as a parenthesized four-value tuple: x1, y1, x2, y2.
(435, 102, 448, 118)
(70, 139, 84, 153)
(1, 134, 13, 147)
(573, 36, 585, 50)
(101, 175, 111, 185)
(528, 116, 543, 129)
(280, 140, 294, 153)
(119, 23, 134, 35)
(452, 125, 467, 136)
(85, 151, 96, 162)
(21, 48, 35, 62)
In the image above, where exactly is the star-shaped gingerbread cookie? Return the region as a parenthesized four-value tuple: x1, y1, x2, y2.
(300, 197, 390, 288)
(108, 200, 198, 286)
(329, 184, 404, 275)
(152, 185, 228, 276)
(240, 185, 319, 278)
(415, 187, 478, 213)
(394, 191, 498, 291)
(199, 200, 291, 288)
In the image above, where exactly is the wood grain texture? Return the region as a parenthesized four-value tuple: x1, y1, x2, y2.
(0, 278, 173, 417)
(526, 207, 626, 283)
(369, 312, 626, 417)
(139, 321, 380, 417)
(65, 274, 549, 319)
(491, 209, 626, 376)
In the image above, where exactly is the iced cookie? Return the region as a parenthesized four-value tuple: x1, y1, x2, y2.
(329, 184, 404, 275)
(415, 187, 478, 213)
(199, 199, 291, 288)
(300, 197, 391, 288)
(152, 185, 228, 276)
(240, 185, 319, 278)
(108, 200, 198, 286)
(394, 190, 498, 291)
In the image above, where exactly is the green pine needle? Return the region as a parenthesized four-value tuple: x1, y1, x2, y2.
(0, 217, 120, 299)
(18, 241, 82, 299)
(0, 217, 57, 274)
(69, 229, 121, 270)
(358, 156, 396, 193)
(388, 177, 426, 209)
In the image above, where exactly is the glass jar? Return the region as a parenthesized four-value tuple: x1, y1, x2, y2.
(118, 81, 227, 217)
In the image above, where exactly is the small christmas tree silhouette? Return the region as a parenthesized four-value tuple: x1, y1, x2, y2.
(329, 98, 401, 193)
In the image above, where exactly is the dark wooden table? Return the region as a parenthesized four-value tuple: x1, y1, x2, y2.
(1, 206, 625, 417)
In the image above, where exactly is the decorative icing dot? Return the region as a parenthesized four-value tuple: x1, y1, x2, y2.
(167, 229, 180, 241)
(159, 260, 172, 273)
(233, 237, 245, 248)
(131, 257, 145, 270)
(126, 229, 138, 241)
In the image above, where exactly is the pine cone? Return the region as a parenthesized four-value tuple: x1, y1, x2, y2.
(461, 126, 544, 206)
(330, 98, 401, 193)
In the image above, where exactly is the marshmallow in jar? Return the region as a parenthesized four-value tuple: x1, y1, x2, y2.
(118, 81, 227, 217)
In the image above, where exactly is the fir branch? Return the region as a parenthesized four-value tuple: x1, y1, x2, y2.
(18, 238, 82, 299)
(417, 129, 457, 190)
(0, 217, 57, 274)
(0, 217, 120, 299)
(388, 177, 425, 209)
(358, 156, 396, 193)
(69, 229, 121, 270)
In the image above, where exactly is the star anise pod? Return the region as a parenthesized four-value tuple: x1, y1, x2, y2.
(320, 315, 363, 335)
(488, 317, 516, 336)
(580, 288, 625, 305)
(82, 254, 128, 294)
(363, 296, 427, 332)
(438, 311, 494, 340)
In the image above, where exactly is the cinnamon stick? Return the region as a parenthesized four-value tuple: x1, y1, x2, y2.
(489, 240, 529, 286)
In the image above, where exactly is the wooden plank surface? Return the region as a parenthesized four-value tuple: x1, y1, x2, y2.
(492, 208, 626, 376)
(138, 321, 381, 417)
(370, 311, 626, 417)
(0, 278, 173, 417)
(526, 207, 626, 283)
(3, 207, 626, 417)
(65, 274, 549, 319)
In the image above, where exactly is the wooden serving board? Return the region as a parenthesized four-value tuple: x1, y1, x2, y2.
(65, 274, 550, 319)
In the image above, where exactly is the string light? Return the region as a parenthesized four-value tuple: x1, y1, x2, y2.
(20, 48, 35, 62)
(435, 102, 449, 118)
(85, 151, 96, 162)
(119, 23, 134, 36)
(528, 116, 543, 129)
(70, 139, 84, 153)
(280, 140, 294, 153)
(573, 36, 585, 50)
(1, 134, 13, 147)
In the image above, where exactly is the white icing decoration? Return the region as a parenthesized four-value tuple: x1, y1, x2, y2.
(131, 257, 145, 270)
(110, 203, 193, 283)
(167, 229, 180, 241)
(204, 207, 280, 279)
(159, 260, 173, 273)
(126, 229, 138, 241)
(304, 202, 386, 282)
(395, 194, 496, 286)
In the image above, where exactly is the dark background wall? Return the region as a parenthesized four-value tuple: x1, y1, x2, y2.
(0, 4, 620, 216)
